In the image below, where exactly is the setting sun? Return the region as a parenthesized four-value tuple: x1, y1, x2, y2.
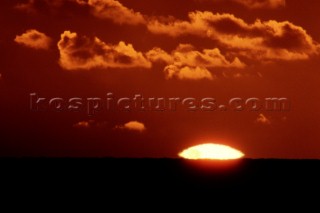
(179, 143, 245, 160)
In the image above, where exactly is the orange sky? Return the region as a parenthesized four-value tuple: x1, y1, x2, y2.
(0, 0, 320, 158)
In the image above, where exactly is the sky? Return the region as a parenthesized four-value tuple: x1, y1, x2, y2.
(0, 0, 320, 158)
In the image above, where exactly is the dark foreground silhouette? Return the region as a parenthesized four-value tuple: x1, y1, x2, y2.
(1, 158, 320, 196)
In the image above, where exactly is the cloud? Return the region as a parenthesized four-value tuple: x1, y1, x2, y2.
(14, 29, 52, 50)
(147, 44, 245, 68)
(57, 30, 242, 80)
(164, 65, 214, 80)
(77, 0, 146, 25)
(15, 0, 144, 25)
(168, 44, 245, 68)
(256, 114, 271, 125)
(146, 47, 174, 64)
(57, 31, 152, 70)
(206, 0, 285, 9)
(14, 0, 36, 13)
(116, 121, 146, 132)
(73, 120, 108, 128)
(147, 44, 245, 80)
(147, 11, 319, 63)
(57, 30, 244, 79)
(73, 120, 95, 128)
(14, 0, 69, 13)
(17, 1, 318, 64)
(232, 0, 285, 9)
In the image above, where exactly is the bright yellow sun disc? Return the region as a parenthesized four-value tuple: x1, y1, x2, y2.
(179, 143, 244, 160)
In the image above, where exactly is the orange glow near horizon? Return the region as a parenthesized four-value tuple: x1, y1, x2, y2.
(179, 143, 245, 160)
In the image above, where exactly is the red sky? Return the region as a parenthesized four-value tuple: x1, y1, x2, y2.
(0, 0, 320, 158)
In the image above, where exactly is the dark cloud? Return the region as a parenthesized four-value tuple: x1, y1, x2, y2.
(58, 31, 152, 70)
(232, 0, 285, 9)
(15, 0, 319, 64)
(147, 12, 320, 62)
(76, 0, 146, 25)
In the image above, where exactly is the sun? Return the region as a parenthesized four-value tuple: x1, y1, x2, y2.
(179, 143, 244, 160)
